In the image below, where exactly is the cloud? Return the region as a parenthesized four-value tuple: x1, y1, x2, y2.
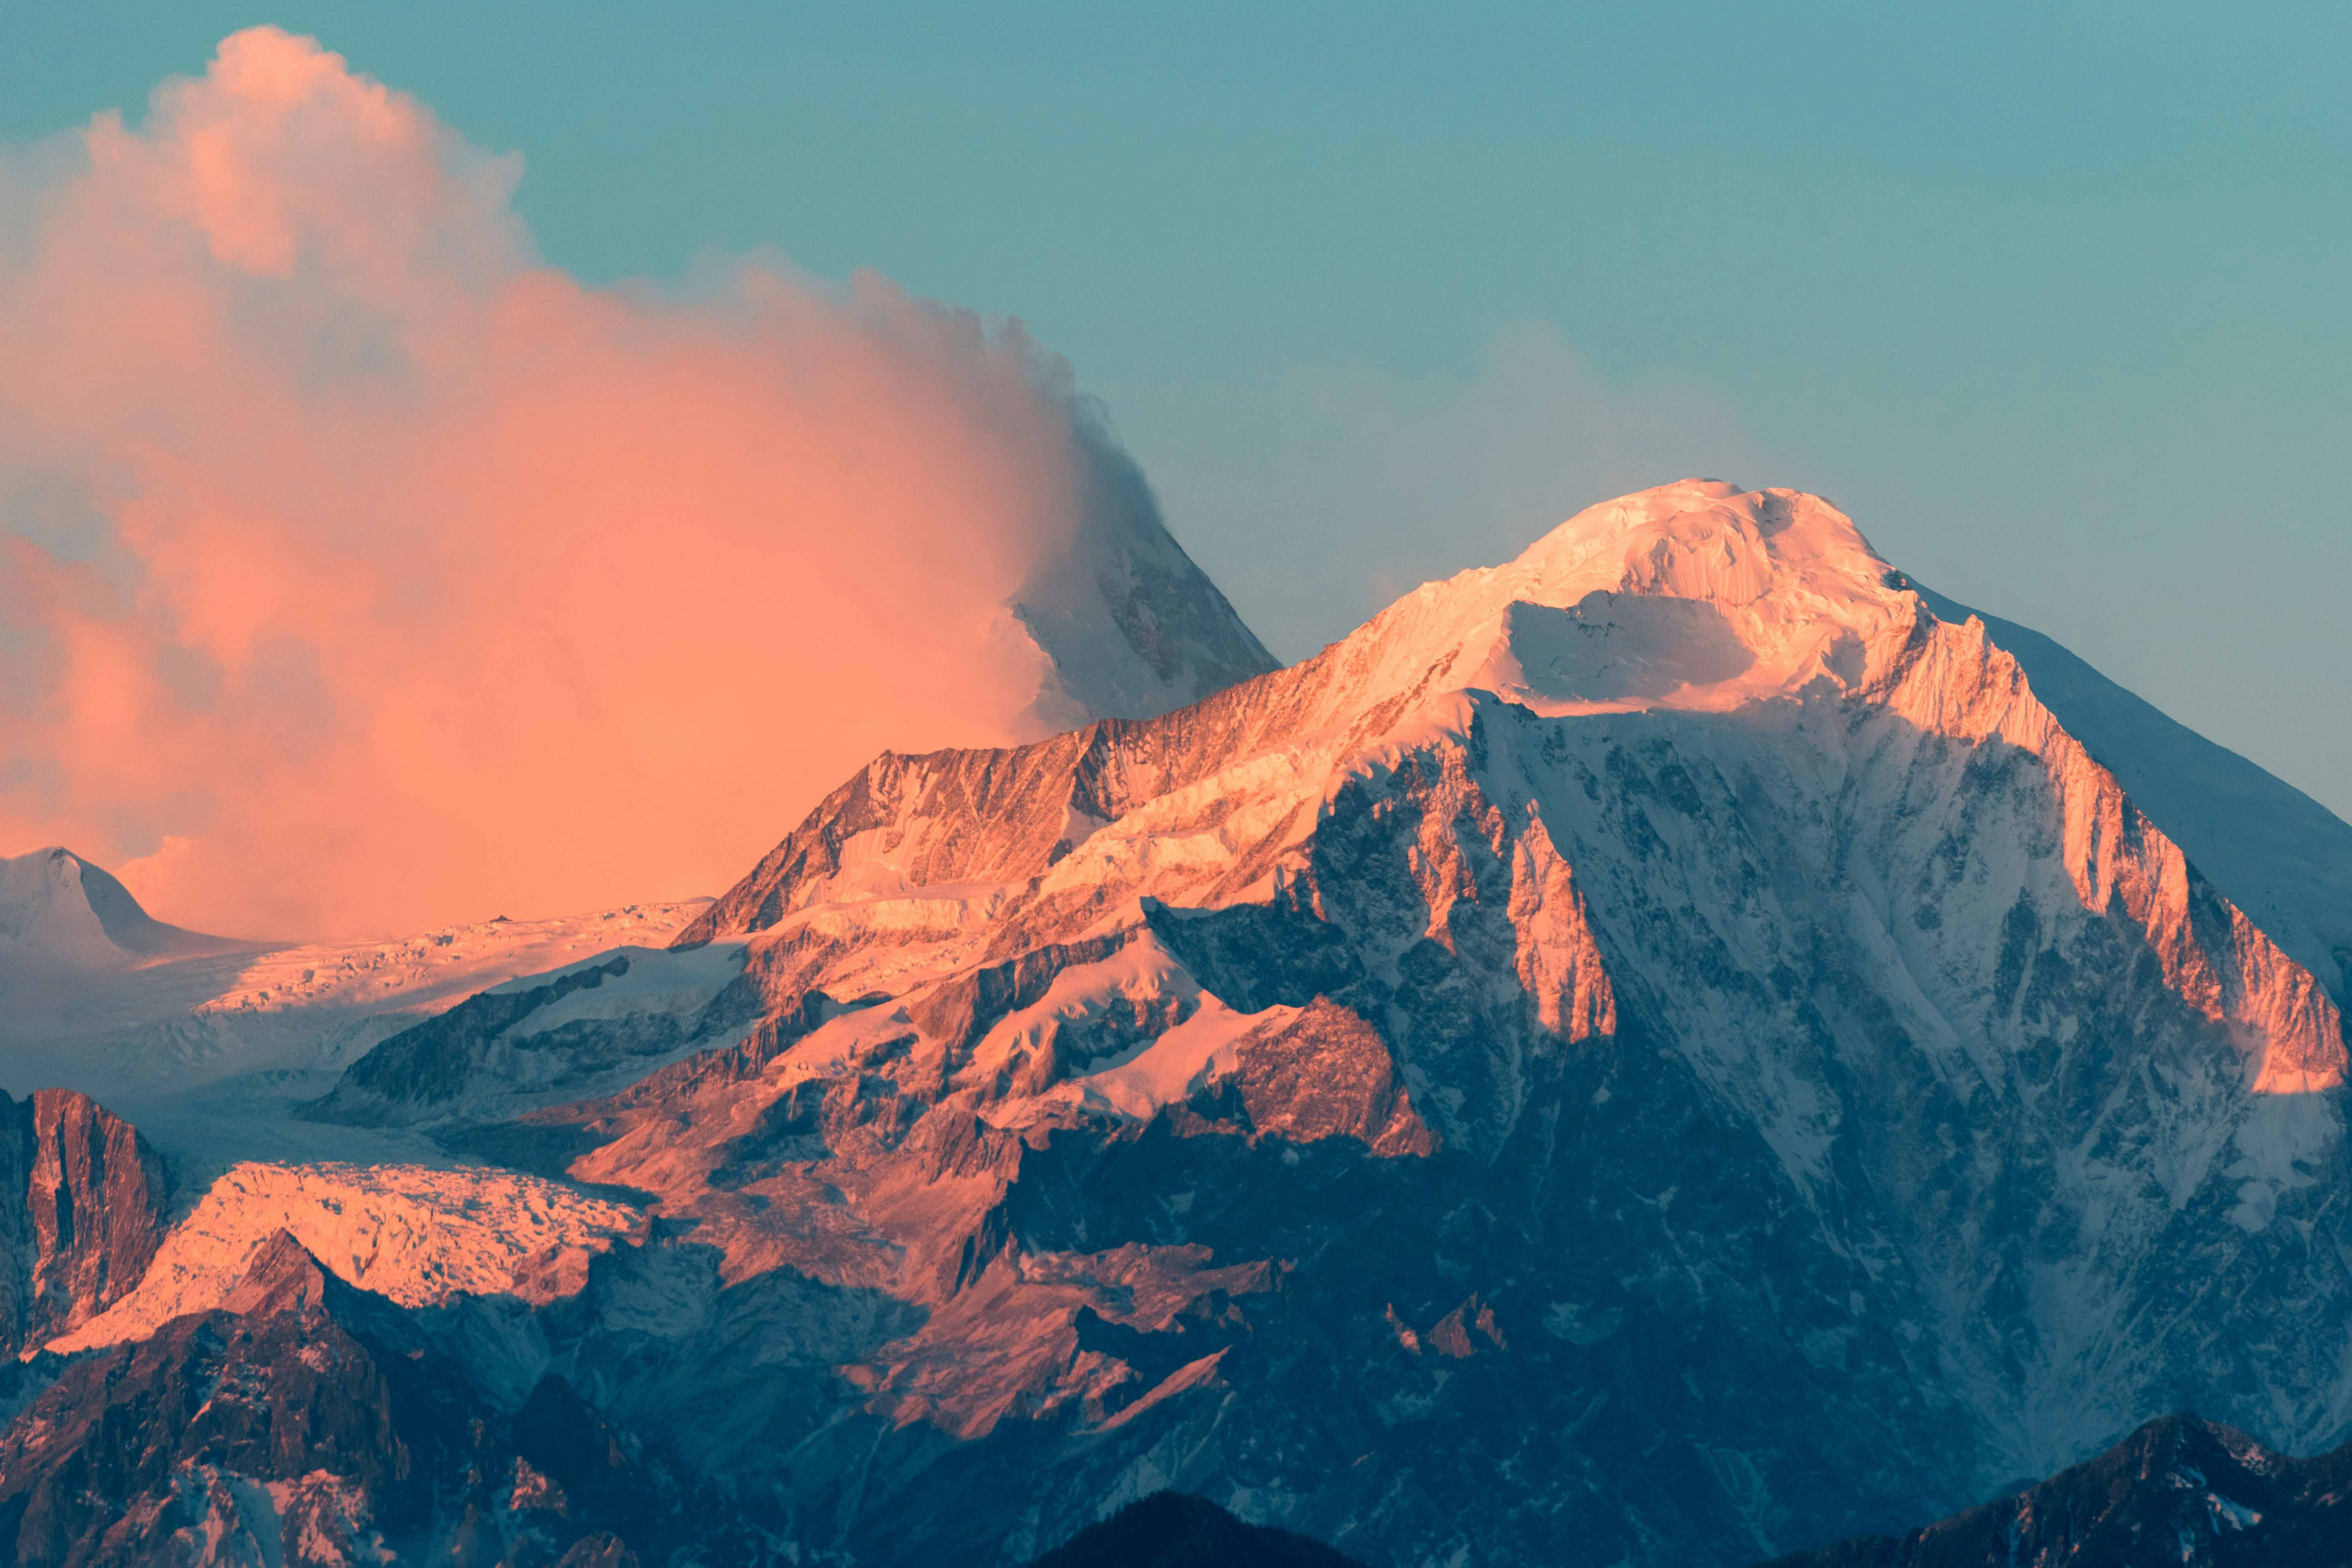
(0, 28, 1194, 940)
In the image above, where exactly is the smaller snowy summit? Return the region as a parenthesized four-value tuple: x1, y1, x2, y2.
(0, 846, 251, 973)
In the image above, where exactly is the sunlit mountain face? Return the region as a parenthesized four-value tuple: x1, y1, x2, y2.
(7, 475, 2350, 1565)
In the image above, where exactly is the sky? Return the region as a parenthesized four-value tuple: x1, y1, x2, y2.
(3, 4, 2347, 929)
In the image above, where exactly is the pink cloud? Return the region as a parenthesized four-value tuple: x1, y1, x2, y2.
(0, 28, 1236, 940)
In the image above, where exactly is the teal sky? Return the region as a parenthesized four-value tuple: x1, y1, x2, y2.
(9, 2, 2348, 816)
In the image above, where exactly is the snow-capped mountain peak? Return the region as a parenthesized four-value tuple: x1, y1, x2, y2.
(0, 846, 249, 971)
(15, 481, 2352, 1567)
(1332, 480, 1914, 722)
(664, 479, 2342, 1108)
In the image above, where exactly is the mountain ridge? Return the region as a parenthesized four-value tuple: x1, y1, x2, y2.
(1759, 1410, 2352, 1567)
(298, 480, 2352, 1560)
(0, 847, 254, 971)
(13, 479, 2352, 1565)
(1911, 583, 2352, 1006)
(673, 481, 2342, 1099)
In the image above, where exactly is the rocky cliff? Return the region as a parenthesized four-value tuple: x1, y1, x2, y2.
(1761, 1412, 2352, 1567)
(0, 1230, 779, 1565)
(48, 480, 2352, 1564)
(0, 1088, 169, 1358)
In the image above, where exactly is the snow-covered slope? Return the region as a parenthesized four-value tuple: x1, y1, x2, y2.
(0, 899, 715, 1178)
(18, 479, 2352, 1568)
(295, 938, 753, 1129)
(1011, 426, 1282, 730)
(48, 1160, 641, 1353)
(0, 847, 249, 973)
(1913, 584, 2352, 1010)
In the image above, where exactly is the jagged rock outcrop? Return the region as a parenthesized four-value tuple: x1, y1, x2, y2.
(0, 1087, 168, 1356)
(193, 481, 2352, 1563)
(0, 1229, 780, 1566)
(46, 1159, 641, 1355)
(1761, 1412, 2352, 1567)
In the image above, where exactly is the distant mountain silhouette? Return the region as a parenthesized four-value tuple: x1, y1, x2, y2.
(1033, 1493, 1363, 1568)
(1763, 1412, 2352, 1566)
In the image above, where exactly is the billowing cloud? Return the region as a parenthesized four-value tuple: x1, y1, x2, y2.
(0, 29, 1248, 940)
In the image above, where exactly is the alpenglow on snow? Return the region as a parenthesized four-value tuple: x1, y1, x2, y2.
(4, 480, 2351, 1568)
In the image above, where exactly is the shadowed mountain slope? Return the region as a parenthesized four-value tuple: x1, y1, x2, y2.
(0, 1230, 781, 1565)
(166, 481, 2352, 1563)
(1761, 1412, 2352, 1567)
(1031, 1492, 1365, 1567)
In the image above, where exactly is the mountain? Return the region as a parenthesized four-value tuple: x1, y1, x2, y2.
(0, 1229, 783, 1565)
(0, 895, 719, 1181)
(0, 845, 266, 1054)
(1011, 429, 1284, 730)
(20, 478, 2352, 1565)
(0, 1088, 169, 1359)
(1760, 1412, 2352, 1567)
(0, 847, 249, 972)
(1030, 1492, 1365, 1567)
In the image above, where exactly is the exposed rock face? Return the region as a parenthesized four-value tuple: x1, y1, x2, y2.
(295, 942, 754, 1129)
(0, 1230, 778, 1566)
(47, 1160, 641, 1354)
(1909, 584, 2352, 1006)
(1030, 1492, 1364, 1567)
(0, 1087, 168, 1356)
(1762, 1412, 2352, 1567)
(1221, 998, 1434, 1157)
(103, 482, 2352, 1563)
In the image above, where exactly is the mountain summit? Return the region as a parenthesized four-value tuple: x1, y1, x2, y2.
(107, 481, 2352, 1563)
(671, 479, 2341, 1097)
(0, 847, 249, 972)
(1317, 477, 1912, 717)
